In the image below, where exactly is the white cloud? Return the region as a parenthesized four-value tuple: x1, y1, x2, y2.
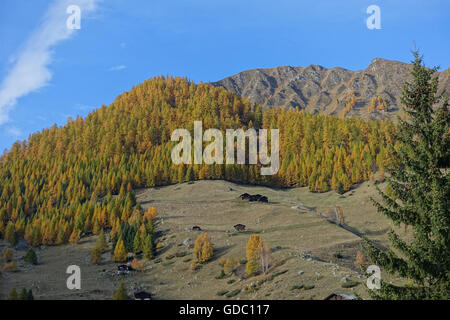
(6, 126, 24, 139)
(75, 103, 95, 111)
(0, 0, 101, 126)
(108, 65, 126, 71)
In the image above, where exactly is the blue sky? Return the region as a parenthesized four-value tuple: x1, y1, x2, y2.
(0, 0, 449, 152)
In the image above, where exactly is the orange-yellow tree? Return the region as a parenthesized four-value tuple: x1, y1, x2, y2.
(113, 236, 127, 262)
(193, 233, 214, 263)
(246, 235, 263, 275)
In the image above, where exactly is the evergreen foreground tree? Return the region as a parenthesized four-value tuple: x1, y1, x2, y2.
(363, 51, 449, 299)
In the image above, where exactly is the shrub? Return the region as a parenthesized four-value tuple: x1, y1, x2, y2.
(162, 261, 174, 267)
(131, 258, 145, 270)
(304, 285, 315, 290)
(354, 250, 368, 269)
(175, 251, 188, 257)
(218, 258, 227, 266)
(342, 281, 360, 288)
(25, 248, 38, 265)
(215, 269, 227, 279)
(272, 269, 288, 277)
(2, 261, 17, 272)
(225, 289, 241, 298)
(290, 284, 304, 290)
(217, 290, 229, 296)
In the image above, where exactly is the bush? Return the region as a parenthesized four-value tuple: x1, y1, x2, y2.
(218, 258, 227, 266)
(2, 261, 17, 272)
(175, 251, 188, 257)
(290, 285, 304, 290)
(354, 250, 368, 269)
(131, 258, 145, 270)
(342, 281, 360, 288)
(272, 269, 288, 277)
(217, 290, 229, 296)
(227, 279, 235, 284)
(304, 285, 315, 290)
(225, 289, 241, 298)
(215, 269, 228, 279)
(162, 261, 174, 267)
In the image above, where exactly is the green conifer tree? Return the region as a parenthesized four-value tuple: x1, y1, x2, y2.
(133, 232, 141, 254)
(95, 229, 108, 253)
(24, 248, 38, 265)
(19, 288, 28, 300)
(142, 234, 154, 260)
(363, 51, 449, 299)
(113, 281, 129, 300)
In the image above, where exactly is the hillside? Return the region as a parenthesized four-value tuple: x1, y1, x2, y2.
(213, 58, 450, 120)
(0, 180, 408, 300)
(0, 77, 398, 249)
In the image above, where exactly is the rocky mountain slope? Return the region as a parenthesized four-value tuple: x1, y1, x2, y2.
(213, 58, 450, 120)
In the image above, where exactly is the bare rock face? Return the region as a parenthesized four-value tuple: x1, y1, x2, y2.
(212, 58, 449, 120)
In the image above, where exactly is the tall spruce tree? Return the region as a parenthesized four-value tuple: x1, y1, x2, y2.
(363, 51, 449, 299)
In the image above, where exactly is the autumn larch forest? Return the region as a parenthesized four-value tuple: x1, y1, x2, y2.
(0, 76, 396, 249)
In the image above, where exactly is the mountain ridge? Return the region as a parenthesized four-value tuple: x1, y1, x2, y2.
(212, 58, 450, 120)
